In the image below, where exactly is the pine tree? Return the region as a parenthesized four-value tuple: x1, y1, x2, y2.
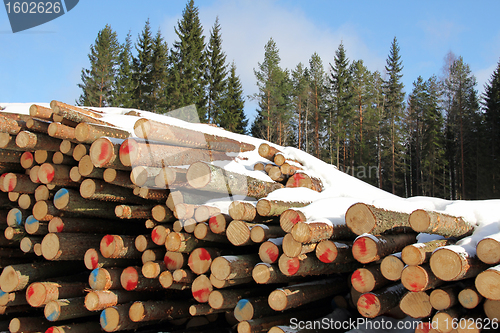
(383, 37, 405, 195)
(219, 62, 247, 134)
(77, 24, 120, 107)
(206, 17, 228, 125)
(168, 0, 207, 121)
(131, 19, 155, 111)
(329, 42, 353, 167)
(114, 32, 134, 108)
(481, 59, 500, 197)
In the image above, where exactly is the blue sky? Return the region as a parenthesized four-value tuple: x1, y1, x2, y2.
(1, 0, 499, 123)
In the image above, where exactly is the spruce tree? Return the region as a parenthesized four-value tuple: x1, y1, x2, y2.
(219, 62, 247, 134)
(131, 19, 155, 111)
(291, 63, 309, 151)
(77, 24, 120, 107)
(114, 32, 134, 108)
(481, 59, 500, 197)
(150, 29, 169, 113)
(169, 0, 207, 121)
(206, 17, 228, 125)
(383, 37, 405, 195)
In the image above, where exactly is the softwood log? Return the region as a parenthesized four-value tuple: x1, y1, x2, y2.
(256, 198, 310, 217)
(141, 260, 165, 279)
(41, 233, 103, 261)
(285, 172, 323, 192)
(234, 296, 275, 322)
(2, 173, 38, 194)
(164, 251, 189, 271)
(35, 150, 55, 164)
(158, 270, 190, 290)
(47, 122, 76, 141)
(211, 254, 261, 281)
(77, 155, 105, 179)
(99, 303, 143, 332)
(268, 277, 347, 311)
(475, 265, 500, 300)
(281, 233, 316, 258)
(33, 200, 62, 221)
(115, 204, 154, 219)
(187, 247, 222, 275)
(75, 122, 130, 144)
(24, 216, 47, 235)
(8, 316, 53, 333)
(16, 131, 62, 151)
(26, 281, 87, 307)
(279, 209, 306, 233)
(52, 151, 76, 166)
(402, 238, 456, 266)
(38, 163, 78, 187)
(258, 239, 283, 264)
(72, 143, 89, 162)
(291, 221, 355, 244)
(89, 137, 128, 170)
(226, 220, 258, 246)
(53, 188, 120, 219)
(458, 286, 483, 309)
(187, 161, 284, 199)
(50, 101, 110, 126)
(151, 225, 172, 246)
(409, 209, 474, 238)
(100, 235, 142, 260)
(352, 233, 417, 264)
(84, 248, 138, 271)
(345, 202, 412, 235)
(45, 322, 103, 333)
(120, 266, 163, 291)
(141, 248, 164, 264)
(258, 143, 281, 161)
(166, 231, 209, 253)
(356, 283, 407, 318)
(429, 246, 490, 281)
(250, 224, 285, 243)
(29, 104, 52, 120)
(267, 166, 287, 182)
(191, 274, 213, 303)
(209, 287, 269, 310)
(0, 261, 83, 292)
(476, 233, 500, 264)
(85, 289, 146, 312)
(431, 306, 465, 333)
(88, 267, 122, 291)
(7, 208, 28, 227)
(401, 264, 444, 292)
(194, 222, 230, 243)
(399, 291, 434, 319)
(380, 252, 405, 281)
(429, 284, 463, 311)
(119, 138, 234, 168)
(18, 193, 36, 210)
(102, 168, 135, 189)
(134, 117, 254, 152)
(0, 116, 23, 135)
(20, 151, 35, 169)
(483, 299, 500, 320)
(208, 213, 232, 235)
(79, 178, 142, 204)
(0, 290, 27, 307)
(49, 216, 144, 235)
(351, 264, 390, 293)
(209, 274, 253, 289)
(278, 253, 360, 277)
(189, 303, 225, 317)
(129, 299, 192, 322)
(59, 139, 76, 156)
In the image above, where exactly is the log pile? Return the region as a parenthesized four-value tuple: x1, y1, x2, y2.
(0, 102, 499, 333)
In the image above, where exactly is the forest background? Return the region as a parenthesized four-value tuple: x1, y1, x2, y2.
(3, 0, 500, 200)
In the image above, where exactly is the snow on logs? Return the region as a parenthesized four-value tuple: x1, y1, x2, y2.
(0, 102, 499, 332)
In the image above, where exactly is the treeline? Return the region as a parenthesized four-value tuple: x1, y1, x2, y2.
(77, 0, 247, 134)
(251, 37, 500, 200)
(77, 1, 500, 200)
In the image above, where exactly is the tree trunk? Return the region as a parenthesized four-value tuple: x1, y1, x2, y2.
(41, 233, 103, 261)
(399, 291, 433, 319)
(357, 283, 407, 318)
(89, 137, 128, 170)
(409, 209, 474, 237)
(345, 202, 411, 236)
(380, 252, 405, 281)
(256, 198, 310, 217)
(351, 264, 390, 293)
(402, 238, 456, 266)
(75, 123, 130, 144)
(352, 233, 417, 264)
(401, 264, 444, 292)
(429, 246, 489, 281)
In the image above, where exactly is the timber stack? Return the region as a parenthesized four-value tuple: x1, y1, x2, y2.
(0, 101, 499, 333)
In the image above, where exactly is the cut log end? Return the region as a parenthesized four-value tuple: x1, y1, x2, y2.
(120, 267, 139, 291)
(345, 203, 377, 235)
(100, 306, 121, 332)
(267, 289, 288, 311)
(476, 238, 500, 264)
(429, 248, 463, 281)
(409, 209, 431, 232)
(128, 302, 145, 322)
(0, 266, 20, 293)
(356, 293, 381, 318)
(380, 255, 404, 281)
(352, 236, 378, 264)
(186, 162, 211, 189)
(40, 233, 61, 260)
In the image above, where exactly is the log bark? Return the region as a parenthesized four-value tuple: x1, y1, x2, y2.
(211, 254, 260, 281)
(89, 137, 128, 170)
(291, 221, 355, 244)
(268, 276, 347, 311)
(84, 248, 138, 271)
(137, 187, 169, 202)
(429, 246, 489, 281)
(187, 161, 284, 199)
(402, 239, 456, 266)
(100, 235, 142, 259)
(345, 202, 413, 236)
(26, 281, 87, 307)
(53, 188, 120, 219)
(119, 138, 234, 168)
(356, 283, 407, 318)
(401, 264, 444, 292)
(0, 261, 83, 292)
(209, 274, 253, 289)
(279, 209, 306, 233)
(258, 143, 280, 161)
(50, 101, 111, 126)
(278, 253, 360, 277)
(0, 116, 23, 135)
(41, 233, 103, 261)
(250, 224, 285, 243)
(351, 264, 391, 293)
(189, 304, 226, 317)
(380, 252, 405, 281)
(115, 204, 154, 219)
(256, 198, 311, 217)
(399, 291, 433, 319)
(352, 233, 417, 264)
(119, 266, 163, 291)
(38, 163, 79, 187)
(0, 151, 23, 165)
(47, 321, 103, 333)
(409, 209, 474, 238)
(134, 117, 254, 152)
(48, 216, 144, 235)
(47, 122, 76, 141)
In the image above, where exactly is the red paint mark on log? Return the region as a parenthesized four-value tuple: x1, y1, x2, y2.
(46, 168, 55, 183)
(409, 282, 420, 292)
(91, 254, 99, 269)
(98, 141, 109, 163)
(291, 214, 302, 225)
(354, 238, 367, 256)
(198, 248, 211, 261)
(418, 322, 431, 333)
(46, 328, 54, 333)
(27, 285, 35, 299)
(164, 255, 175, 268)
(56, 224, 64, 232)
(351, 270, 364, 286)
(151, 229, 159, 243)
(192, 288, 209, 302)
(292, 173, 305, 187)
(359, 293, 376, 309)
(287, 258, 299, 275)
(266, 248, 278, 263)
(209, 216, 218, 228)
(125, 279, 137, 291)
(318, 248, 332, 263)
(7, 178, 15, 192)
(103, 235, 114, 247)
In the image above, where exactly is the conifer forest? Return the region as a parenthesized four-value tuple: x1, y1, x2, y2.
(77, 0, 500, 201)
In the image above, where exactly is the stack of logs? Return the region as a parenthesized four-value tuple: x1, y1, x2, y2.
(0, 101, 499, 333)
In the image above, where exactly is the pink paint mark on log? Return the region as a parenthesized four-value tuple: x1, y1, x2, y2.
(192, 288, 209, 302)
(318, 248, 333, 263)
(287, 258, 299, 275)
(354, 238, 367, 256)
(359, 293, 376, 309)
(103, 235, 114, 247)
(91, 255, 99, 269)
(198, 249, 211, 261)
(292, 173, 305, 187)
(98, 141, 110, 163)
(351, 270, 364, 286)
(266, 248, 278, 263)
